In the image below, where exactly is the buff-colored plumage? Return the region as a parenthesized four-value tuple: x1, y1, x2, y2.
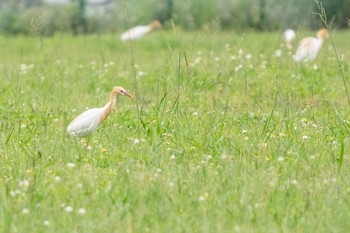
(67, 86, 133, 137)
(120, 20, 162, 41)
(293, 28, 329, 62)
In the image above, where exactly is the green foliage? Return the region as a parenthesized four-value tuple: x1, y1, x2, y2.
(0, 0, 350, 35)
(0, 29, 350, 232)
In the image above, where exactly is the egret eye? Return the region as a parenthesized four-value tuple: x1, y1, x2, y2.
(119, 90, 125, 94)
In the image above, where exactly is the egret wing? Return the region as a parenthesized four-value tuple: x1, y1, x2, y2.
(67, 108, 104, 136)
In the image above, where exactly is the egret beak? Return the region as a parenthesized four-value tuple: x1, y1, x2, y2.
(124, 92, 133, 98)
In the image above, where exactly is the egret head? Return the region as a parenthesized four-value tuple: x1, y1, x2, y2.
(113, 86, 133, 98)
(317, 28, 329, 39)
(149, 20, 162, 29)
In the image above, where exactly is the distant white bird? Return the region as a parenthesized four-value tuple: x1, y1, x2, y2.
(120, 20, 162, 41)
(284, 29, 296, 50)
(293, 28, 329, 62)
(67, 86, 133, 137)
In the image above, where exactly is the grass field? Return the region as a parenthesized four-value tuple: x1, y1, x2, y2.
(1, 29, 350, 233)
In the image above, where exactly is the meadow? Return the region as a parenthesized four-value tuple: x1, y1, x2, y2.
(0, 29, 350, 232)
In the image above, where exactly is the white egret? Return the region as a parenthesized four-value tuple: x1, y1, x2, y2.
(67, 86, 133, 137)
(284, 29, 296, 50)
(293, 28, 329, 62)
(120, 20, 162, 41)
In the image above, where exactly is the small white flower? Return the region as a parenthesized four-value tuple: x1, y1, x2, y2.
(53, 118, 59, 122)
(77, 183, 83, 189)
(19, 179, 30, 188)
(274, 49, 282, 57)
(43, 220, 50, 226)
(87, 145, 92, 150)
(67, 163, 76, 168)
(170, 155, 176, 160)
(169, 182, 174, 187)
(22, 208, 29, 214)
(21, 124, 27, 128)
(331, 178, 337, 183)
(199, 195, 205, 201)
(310, 155, 316, 160)
(133, 138, 140, 144)
(291, 179, 298, 185)
(277, 157, 284, 162)
(65, 206, 73, 212)
(245, 54, 252, 60)
(242, 129, 247, 134)
(54, 176, 61, 182)
(302, 135, 309, 140)
(78, 208, 86, 215)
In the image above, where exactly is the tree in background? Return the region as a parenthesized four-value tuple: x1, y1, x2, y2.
(71, 0, 87, 35)
(0, 0, 349, 35)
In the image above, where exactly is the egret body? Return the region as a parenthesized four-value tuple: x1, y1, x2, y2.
(67, 86, 133, 137)
(120, 20, 162, 41)
(284, 29, 296, 50)
(293, 28, 329, 62)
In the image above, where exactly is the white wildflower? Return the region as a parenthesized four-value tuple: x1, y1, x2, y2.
(67, 163, 76, 168)
(78, 208, 86, 215)
(22, 208, 29, 214)
(64, 206, 73, 212)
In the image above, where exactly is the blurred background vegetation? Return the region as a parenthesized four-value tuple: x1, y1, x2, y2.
(0, 0, 349, 36)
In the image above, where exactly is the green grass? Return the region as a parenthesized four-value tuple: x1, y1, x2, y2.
(0, 29, 350, 233)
